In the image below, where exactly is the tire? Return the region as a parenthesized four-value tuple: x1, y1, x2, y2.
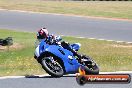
(41, 56, 64, 77)
(84, 64, 99, 75)
(82, 56, 99, 75)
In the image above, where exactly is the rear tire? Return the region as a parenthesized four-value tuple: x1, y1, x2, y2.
(41, 56, 64, 77)
(84, 64, 99, 75)
(82, 56, 99, 75)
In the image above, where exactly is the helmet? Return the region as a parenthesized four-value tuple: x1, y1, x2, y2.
(37, 27, 49, 39)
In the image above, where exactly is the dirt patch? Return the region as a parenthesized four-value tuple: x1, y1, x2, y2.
(0, 43, 23, 51)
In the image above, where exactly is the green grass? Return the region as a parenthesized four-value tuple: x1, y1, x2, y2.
(0, 29, 45, 76)
(0, 29, 132, 76)
(0, 0, 132, 19)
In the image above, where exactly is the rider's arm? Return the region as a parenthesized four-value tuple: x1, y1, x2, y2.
(46, 34, 61, 44)
(55, 36, 62, 42)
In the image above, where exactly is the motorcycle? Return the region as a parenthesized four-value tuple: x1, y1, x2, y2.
(34, 36, 99, 77)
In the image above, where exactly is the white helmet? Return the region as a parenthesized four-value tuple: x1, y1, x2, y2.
(37, 27, 49, 39)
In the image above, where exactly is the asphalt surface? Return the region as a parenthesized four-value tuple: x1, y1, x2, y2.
(0, 10, 132, 42)
(0, 74, 131, 88)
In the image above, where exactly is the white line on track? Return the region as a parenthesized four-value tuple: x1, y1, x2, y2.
(0, 76, 25, 80)
(60, 34, 131, 43)
(0, 71, 132, 80)
(60, 35, 132, 44)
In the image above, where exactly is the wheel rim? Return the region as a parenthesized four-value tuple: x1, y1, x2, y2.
(43, 57, 63, 74)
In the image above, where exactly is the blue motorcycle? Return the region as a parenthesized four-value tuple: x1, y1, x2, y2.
(34, 36, 99, 77)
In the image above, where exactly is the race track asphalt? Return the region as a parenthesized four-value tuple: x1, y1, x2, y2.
(0, 10, 132, 42)
(0, 73, 131, 88)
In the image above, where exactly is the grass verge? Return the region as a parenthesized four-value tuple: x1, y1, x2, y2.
(0, 1, 132, 19)
(0, 29, 132, 76)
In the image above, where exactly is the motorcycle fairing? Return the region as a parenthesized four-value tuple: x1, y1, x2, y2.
(38, 40, 80, 73)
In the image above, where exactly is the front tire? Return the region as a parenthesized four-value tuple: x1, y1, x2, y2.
(41, 56, 64, 77)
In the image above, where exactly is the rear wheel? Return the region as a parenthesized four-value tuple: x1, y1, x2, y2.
(41, 56, 64, 77)
(82, 56, 99, 75)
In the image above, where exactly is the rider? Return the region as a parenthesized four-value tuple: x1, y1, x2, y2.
(36, 27, 84, 59)
(36, 27, 61, 45)
(37, 27, 49, 40)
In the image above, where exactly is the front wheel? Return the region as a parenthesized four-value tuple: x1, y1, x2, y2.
(41, 56, 64, 77)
